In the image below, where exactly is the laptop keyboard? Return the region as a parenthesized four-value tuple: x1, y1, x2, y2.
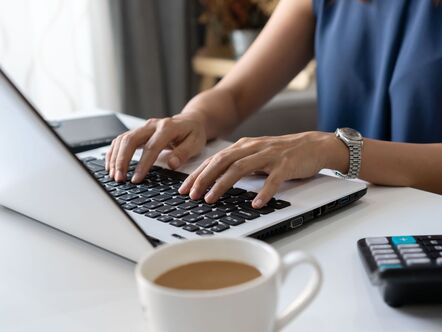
(82, 157, 291, 236)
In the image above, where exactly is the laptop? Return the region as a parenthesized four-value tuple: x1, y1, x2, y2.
(0, 67, 367, 262)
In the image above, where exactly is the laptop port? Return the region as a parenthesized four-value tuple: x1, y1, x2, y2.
(290, 216, 304, 229)
(172, 234, 186, 240)
(338, 196, 350, 206)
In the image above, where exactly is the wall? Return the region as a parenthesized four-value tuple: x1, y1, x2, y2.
(0, 0, 119, 118)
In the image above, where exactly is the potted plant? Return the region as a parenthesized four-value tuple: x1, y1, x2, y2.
(199, 0, 279, 58)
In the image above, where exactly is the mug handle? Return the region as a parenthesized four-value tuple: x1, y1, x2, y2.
(274, 251, 322, 331)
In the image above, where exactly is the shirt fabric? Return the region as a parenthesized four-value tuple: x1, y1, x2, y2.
(313, 0, 442, 143)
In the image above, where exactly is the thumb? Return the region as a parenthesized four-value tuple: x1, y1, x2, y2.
(167, 134, 203, 170)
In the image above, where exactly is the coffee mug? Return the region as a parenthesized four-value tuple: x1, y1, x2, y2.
(135, 237, 322, 332)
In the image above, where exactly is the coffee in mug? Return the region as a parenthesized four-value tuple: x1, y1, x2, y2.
(154, 260, 262, 290)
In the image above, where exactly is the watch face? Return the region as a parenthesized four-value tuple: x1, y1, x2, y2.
(340, 128, 362, 141)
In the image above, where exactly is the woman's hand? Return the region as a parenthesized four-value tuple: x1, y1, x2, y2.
(178, 132, 348, 209)
(106, 113, 207, 183)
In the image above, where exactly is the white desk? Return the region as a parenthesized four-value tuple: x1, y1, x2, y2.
(2, 113, 442, 332)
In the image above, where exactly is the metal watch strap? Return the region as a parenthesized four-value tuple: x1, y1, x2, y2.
(335, 128, 363, 179)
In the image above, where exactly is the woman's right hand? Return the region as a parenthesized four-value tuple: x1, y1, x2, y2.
(105, 112, 207, 183)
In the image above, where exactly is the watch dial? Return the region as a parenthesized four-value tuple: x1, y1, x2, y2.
(341, 128, 362, 140)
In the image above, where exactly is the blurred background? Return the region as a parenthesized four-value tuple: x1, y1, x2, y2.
(0, 0, 317, 140)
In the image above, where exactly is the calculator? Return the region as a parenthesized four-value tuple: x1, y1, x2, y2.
(358, 235, 442, 307)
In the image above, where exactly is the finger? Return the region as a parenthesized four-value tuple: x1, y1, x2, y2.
(178, 157, 212, 195)
(188, 148, 252, 200)
(109, 135, 123, 180)
(253, 169, 286, 208)
(105, 139, 116, 171)
(167, 132, 204, 170)
(131, 126, 177, 183)
(114, 127, 155, 182)
(205, 153, 268, 204)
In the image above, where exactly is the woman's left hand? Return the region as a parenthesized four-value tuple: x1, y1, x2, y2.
(178, 131, 347, 209)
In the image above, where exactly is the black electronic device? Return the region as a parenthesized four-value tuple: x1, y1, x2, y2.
(358, 235, 442, 307)
(49, 114, 128, 153)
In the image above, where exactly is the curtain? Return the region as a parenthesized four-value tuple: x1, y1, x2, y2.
(110, 0, 199, 119)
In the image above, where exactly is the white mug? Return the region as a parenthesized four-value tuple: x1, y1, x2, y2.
(135, 237, 322, 332)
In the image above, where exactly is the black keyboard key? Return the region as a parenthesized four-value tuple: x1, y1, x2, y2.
(152, 194, 172, 202)
(116, 198, 127, 205)
(157, 215, 173, 223)
(170, 220, 186, 227)
(196, 229, 214, 236)
(89, 159, 106, 167)
(144, 201, 163, 210)
(268, 199, 291, 209)
(240, 191, 258, 200)
(131, 197, 151, 205)
(152, 185, 170, 192)
(239, 203, 275, 215)
(221, 216, 245, 226)
(112, 190, 128, 198)
(105, 186, 116, 192)
(119, 183, 137, 191)
(129, 187, 149, 194)
(133, 207, 150, 215)
(183, 224, 200, 232)
(191, 205, 212, 215)
(164, 188, 180, 196)
(81, 157, 96, 163)
(211, 224, 230, 233)
(119, 194, 139, 202)
(225, 196, 245, 205)
(205, 211, 226, 219)
(215, 203, 236, 212)
(226, 188, 247, 196)
(99, 176, 113, 184)
(86, 163, 104, 172)
(179, 202, 198, 210)
(183, 214, 204, 223)
(140, 191, 160, 198)
(169, 210, 189, 218)
(156, 205, 176, 214)
(123, 203, 137, 210)
(232, 210, 260, 220)
(196, 218, 218, 228)
(145, 211, 161, 218)
(107, 181, 122, 187)
(165, 198, 186, 206)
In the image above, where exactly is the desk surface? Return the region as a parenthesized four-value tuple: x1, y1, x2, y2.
(2, 113, 442, 332)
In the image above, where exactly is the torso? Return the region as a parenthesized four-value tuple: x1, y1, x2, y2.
(314, 0, 442, 143)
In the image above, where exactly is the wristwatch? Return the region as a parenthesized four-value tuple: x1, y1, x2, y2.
(334, 128, 363, 179)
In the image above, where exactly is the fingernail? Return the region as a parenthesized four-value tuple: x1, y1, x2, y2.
(109, 169, 114, 178)
(178, 184, 188, 194)
(169, 156, 180, 169)
(253, 199, 263, 209)
(205, 192, 214, 203)
(190, 188, 199, 199)
(116, 170, 123, 181)
(132, 173, 141, 183)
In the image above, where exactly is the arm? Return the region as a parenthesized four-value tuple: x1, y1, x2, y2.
(183, 0, 315, 139)
(330, 138, 442, 194)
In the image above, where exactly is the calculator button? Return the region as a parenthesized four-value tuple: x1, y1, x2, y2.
(377, 259, 401, 265)
(391, 236, 416, 246)
(402, 253, 427, 259)
(374, 254, 398, 261)
(396, 244, 419, 249)
(366, 237, 389, 245)
(405, 258, 431, 266)
(399, 248, 423, 254)
(372, 249, 395, 255)
(437, 258, 442, 265)
(378, 264, 403, 271)
(369, 244, 392, 250)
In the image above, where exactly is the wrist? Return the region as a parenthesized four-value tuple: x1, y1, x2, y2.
(323, 132, 349, 174)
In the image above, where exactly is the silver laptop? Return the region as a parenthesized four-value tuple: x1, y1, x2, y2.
(0, 67, 367, 262)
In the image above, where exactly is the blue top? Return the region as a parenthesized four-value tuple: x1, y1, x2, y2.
(313, 0, 442, 143)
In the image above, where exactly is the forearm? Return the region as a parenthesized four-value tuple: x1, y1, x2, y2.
(328, 136, 442, 194)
